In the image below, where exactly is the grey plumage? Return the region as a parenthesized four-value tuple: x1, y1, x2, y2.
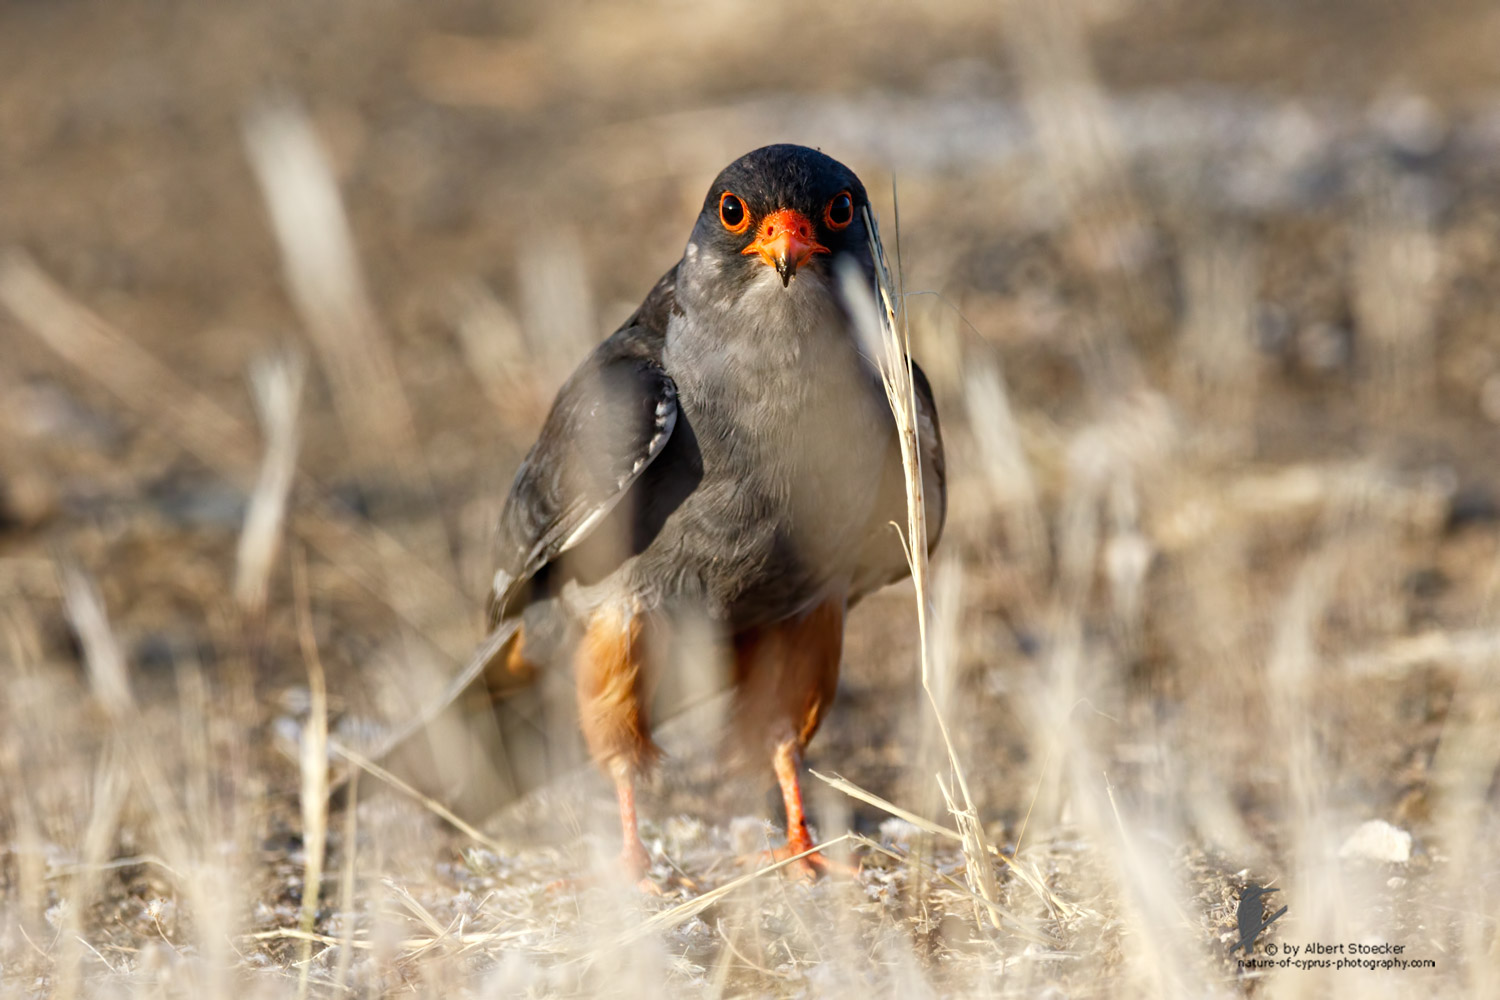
(490, 146, 944, 642)
(481, 147, 946, 867)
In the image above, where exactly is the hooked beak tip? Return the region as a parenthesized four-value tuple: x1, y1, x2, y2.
(743, 208, 826, 289)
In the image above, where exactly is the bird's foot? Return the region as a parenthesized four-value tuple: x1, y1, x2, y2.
(739, 834, 859, 882)
(544, 873, 668, 896)
(542, 836, 695, 896)
(618, 839, 671, 895)
(619, 837, 651, 880)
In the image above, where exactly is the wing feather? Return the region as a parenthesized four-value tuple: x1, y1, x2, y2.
(488, 272, 681, 623)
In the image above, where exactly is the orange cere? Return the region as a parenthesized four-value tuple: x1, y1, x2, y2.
(741, 208, 829, 276)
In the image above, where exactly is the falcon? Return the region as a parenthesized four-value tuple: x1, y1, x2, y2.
(486, 144, 945, 879)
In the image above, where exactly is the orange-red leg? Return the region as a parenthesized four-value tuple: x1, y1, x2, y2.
(734, 734, 855, 879)
(729, 598, 854, 879)
(759, 738, 856, 878)
(775, 739, 816, 856)
(575, 603, 663, 887)
(541, 765, 658, 896)
(613, 765, 651, 878)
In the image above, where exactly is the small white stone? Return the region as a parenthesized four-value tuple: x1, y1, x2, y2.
(1339, 819, 1412, 864)
(1369, 89, 1446, 157)
(729, 816, 768, 856)
(663, 815, 706, 851)
(44, 900, 69, 929)
(878, 817, 923, 847)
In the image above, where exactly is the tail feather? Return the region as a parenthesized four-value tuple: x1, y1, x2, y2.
(326, 618, 521, 806)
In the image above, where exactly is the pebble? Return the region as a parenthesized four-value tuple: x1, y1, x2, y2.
(1339, 819, 1412, 864)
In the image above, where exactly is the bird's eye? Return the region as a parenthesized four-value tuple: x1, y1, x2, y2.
(825, 191, 853, 229)
(719, 192, 749, 233)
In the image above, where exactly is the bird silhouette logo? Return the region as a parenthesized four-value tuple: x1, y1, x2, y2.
(1231, 885, 1287, 954)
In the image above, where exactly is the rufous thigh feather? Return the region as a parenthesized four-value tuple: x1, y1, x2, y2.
(482, 626, 538, 695)
(731, 597, 845, 753)
(576, 603, 662, 777)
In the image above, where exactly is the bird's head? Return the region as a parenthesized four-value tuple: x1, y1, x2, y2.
(683, 144, 871, 296)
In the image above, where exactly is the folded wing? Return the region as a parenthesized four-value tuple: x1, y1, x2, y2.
(487, 281, 681, 625)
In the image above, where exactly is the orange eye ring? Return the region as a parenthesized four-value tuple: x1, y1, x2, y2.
(719, 191, 750, 233)
(824, 190, 854, 229)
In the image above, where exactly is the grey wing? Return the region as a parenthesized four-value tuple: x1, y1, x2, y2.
(487, 321, 677, 625)
(849, 359, 947, 604)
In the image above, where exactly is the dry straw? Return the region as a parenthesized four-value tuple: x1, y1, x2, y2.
(838, 204, 1002, 929)
(0, 251, 470, 658)
(236, 351, 306, 618)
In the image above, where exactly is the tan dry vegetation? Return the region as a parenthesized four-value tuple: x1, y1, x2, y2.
(5, 0, 1500, 997)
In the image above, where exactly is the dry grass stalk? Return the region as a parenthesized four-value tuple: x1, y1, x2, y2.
(292, 552, 331, 997)
(247, 926, 530, 951)
(58, 564, 134, 720)
(0, 250, 471, 659)
(328, 733, 509, 854)
(243, 102, 469, 736)
(243, 102, 443, 525)
(49, 743, 131, 1000)
(1172, 229, 1258, 456)
(811, 769, 959, 839)
(608, 833, 855, 947)
(1422, 539, 1500, 994)
(41, 854, 185, 882)
(1428, 675, 1500, 997)
(52, 568, 158, 998)
(1002, 0, 1124, 216)
(809, 768, 1071, 916)
(53, 565, 256, 998)
(847, 834, 1059, 944)
(325, 618, 521, 799)
(1351, 172, 1443, 416)
(333, 769, 361, 993)
(1266, 552, 1345, 997)
(963, 361, 1051, 578)
(1097, 774, 1209, 1000)
(1342, 627, 1500, 677)
(0, 251, 258, 472)
(839, 205, 1001, 929)
(516, 226, 603, 386)
(449, 279, 537, 427)
(385, 879, 450, 940)
(236, 351, 306, 617)
(1152, 460, 1452, 555)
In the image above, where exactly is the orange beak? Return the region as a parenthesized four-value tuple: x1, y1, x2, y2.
(742, 209, 829, 287)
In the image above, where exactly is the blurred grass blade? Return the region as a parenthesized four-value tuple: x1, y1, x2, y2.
(236, 351, 306, 616)
(59, 563, 133, 718)
(838, 205, 1001, 928)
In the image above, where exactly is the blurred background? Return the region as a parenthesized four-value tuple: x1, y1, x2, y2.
(4, 0, 1500, 996)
